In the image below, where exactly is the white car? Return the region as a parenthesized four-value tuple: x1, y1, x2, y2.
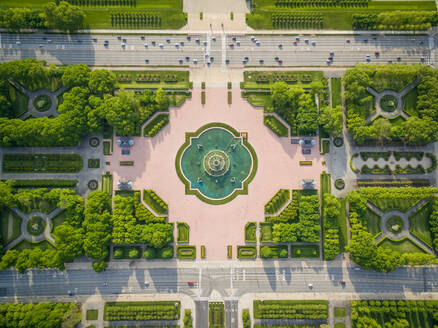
(193, 59, 198, 64)
(144, 43, 148, 48)
(308, 283, 313, 288)
(15, 41, 21, 45)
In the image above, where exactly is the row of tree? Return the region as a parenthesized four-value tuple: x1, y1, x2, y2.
(322, 193, 342, 260)
(0, 60, 170, 146)
(352, 11, 438, 31)
(0, 2, 85, 32)
(0, 302, 81, 328)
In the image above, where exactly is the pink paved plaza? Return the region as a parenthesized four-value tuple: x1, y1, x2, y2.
(107, 88, 325, 260)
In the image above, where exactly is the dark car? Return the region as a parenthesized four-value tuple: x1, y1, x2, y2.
(302, 149, 311, 155)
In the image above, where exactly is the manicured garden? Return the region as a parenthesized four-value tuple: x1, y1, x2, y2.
(104, 301, 180, 321)
(102, 173, 113, 195)
(143, 190, 168, 214)
(263, 115, 289, 137)
(33, 94, 52, 112)
(0, 209, 22, 245)
(116, 71, 191, 89)
(209, 302, 225, 328)
(237, 245, 257, 259)
(245, 222, 257, 243)
(291, 244, 320, 258)
(177, 222, 189, 243)
(86, 309, 98, 321)
(113, 246, 142, 259)
(26, 216, 46, 236)
(331, 78, 342, 108)
(144, 113, 169, 137)
(409, 202, 433, 247)
(2, 154, 83, 173)
(265, 189, 290, 214)
(176, 245, 196, 259)
(344, 64, 438, 146)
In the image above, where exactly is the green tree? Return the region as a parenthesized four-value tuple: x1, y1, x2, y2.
(373, 117, 392, 144)
(88, 69, 117, 96)
(92, 260, 107, 273)
(43, 1, 85, 31)
(54, 224, 84, 262)
(319, 105, 343, 136)
(0, 250, 19, 270)
(271, 82, 290, 108)
(62, 64, 90, 87)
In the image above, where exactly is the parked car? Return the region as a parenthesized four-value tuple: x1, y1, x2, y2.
(187, 281, 195, 286)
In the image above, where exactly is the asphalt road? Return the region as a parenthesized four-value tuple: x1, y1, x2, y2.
(1, 263, 438, 299)
(0, 33, 432, 67)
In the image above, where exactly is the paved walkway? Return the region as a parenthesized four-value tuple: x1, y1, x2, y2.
(4, 207, 62, 250)
(106, 87, 325, 260)
(9, 81, 67, 119)
(365, 80, 418, 124)
(367, 201, 435, 255)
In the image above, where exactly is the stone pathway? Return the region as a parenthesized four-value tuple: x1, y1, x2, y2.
(351, 151, 433, 173)
(365, 80, 418, 124)
(9, 80, 67, 119)
(367, 200, 435, 255)
(4, 207, 62, 250)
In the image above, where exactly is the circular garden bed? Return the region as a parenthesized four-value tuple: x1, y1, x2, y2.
(380, 95, 398, 113)
(89, 137, 100, 147)
(386, 215, 404, 234)
(88, 180, 98, 190)
(334, 179, 345, 190)
(26, 216, 46, 236)
(33, 94, 52, 112)
(333, 137, 344, 147)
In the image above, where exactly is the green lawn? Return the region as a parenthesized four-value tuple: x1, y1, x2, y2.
(50, 211, 65, 236)
(102, 173, 113, 196)
(86, 309, 98, 321)
(403, 86, 419, 117)
(9, 85, 28, 118)
(260, 222, 273, 242)
(209, 302, 225, 328)
(290, 244, 320, 258)
(246, 92, 272, 108)
(366, 208, 381, 237)
(372, 198, 423, 213)
(339, 197, 348, 249)
(0, 209, 22, 245)
(177, 222, 189, 243)
(0, 0, 187, 30)
(322, 139, 330, 154)
(331, 78, 342, 108)
(2, 154, 83, 173)
(409, 202, 433, 248)
(320, 172, 331, 196)
(12, 239, 56, 251)
(379, 237, 426, 254)
(334, 307, 346, 318)
(334, 323, 346, 328)
(246, 0, 436, 30)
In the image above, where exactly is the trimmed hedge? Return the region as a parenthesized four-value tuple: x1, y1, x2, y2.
(245, 222, 257, 243)
(201, 245, 206, 259)
(253, 300, 328, 319)
(177, 245, 196, 259)
(177, 222, 189, 243)
(227, 245, 232, 259)
(357, 179, 431, 188)
(237, 245, 257, 259)
(113, 246, 142, 260)
(6, 179, 78, 188)
(265, 189, 290, 214)
(2, 154, 83, 173)
(264, 115, 289, 137)
(88, 158, 100, 168)
(299, 161, 312, 166)
(143, 190, 168, 214)
(104, 301, 181, 321)
(144, 114, 169, 137)
(120, 161, 134, 166)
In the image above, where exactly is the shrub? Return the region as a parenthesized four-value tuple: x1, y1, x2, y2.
(160, 246, 174, 259)
(265, 189, 290, 214)
(177, 246, 196, 259)
(237, 246, 257, 259)
(144, 247, 156, 259)
(114, 249, 123, 259)
(335, 179, 345, 190)
(104, 301, 181, 321)
(242, 309, 250, 328)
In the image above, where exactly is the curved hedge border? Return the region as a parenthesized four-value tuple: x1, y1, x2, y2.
(334, 179, 345, 190)
(350, 154, 359, 173)
(333, 137, 344, 147)
(177, 245, 196, 259)
(175, 122, 258, 205)
(245, 222, 257, 243)
(237, 245, 257, 259)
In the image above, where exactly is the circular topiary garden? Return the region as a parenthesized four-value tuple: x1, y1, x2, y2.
(386, 215, 404, 234)
(333, 137, 344, 147)
(380, 95, 398, 113)
(334, 179, 345, 190)
(26, 216, 46, 236)
(33, 94, 52, 112)
(88, 180, 98, 190)
(89, 137, 100, 147)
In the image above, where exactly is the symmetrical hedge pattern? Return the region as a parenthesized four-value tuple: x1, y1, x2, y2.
(104, 301, 180, 321)
(272, 13, 323, 29)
